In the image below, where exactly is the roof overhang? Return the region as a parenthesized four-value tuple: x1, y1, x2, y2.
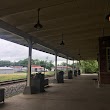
(0, 0, 110, 60)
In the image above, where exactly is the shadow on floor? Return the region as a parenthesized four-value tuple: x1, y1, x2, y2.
(0, 102, 8, 108)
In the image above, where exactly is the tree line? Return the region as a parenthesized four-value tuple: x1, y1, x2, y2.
(0, 59, 98, 73)
(59, 60, 98, 73)
(80, 60, 98, 73)
(0, 58, 54, 71)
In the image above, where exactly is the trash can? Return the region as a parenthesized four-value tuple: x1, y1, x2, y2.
(78, 69, 81, 75)
(57, 71, 64, 83)
(68, 70, 73, 79)
(31, 73, 45, 93)
(74, 70, 77, 77)
(44, 79, 49, 87)
(0, 88, 5, 103)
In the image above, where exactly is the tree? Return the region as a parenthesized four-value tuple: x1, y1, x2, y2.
(46, 60, 54, 71)
(39, 60, 46, 68)
(60, 62, 67, 66)
(16, 58, 35, 67)
(0, 58, 54, 71)
(0, 60, 12, 67)
(60, 62, 74, 68)
(80, 60, 98, 73)
(34, 59, 40, 65)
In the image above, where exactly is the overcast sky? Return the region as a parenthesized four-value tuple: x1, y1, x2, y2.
(0, 38, 73, 64)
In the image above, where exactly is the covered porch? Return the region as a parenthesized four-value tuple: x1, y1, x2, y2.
(1, 74, 110, 110)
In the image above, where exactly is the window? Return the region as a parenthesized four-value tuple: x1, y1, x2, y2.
(106, 47, 110, 71)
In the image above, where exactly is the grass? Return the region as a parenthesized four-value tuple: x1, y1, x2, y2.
(0, 71, 55, 82)
(0, 73, 27, 82)
(44, 71, 54, 76)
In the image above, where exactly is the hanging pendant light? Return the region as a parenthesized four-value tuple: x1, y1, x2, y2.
(106, 13, 110, 21)
(105, 0, 110, 21)
(60, 33, 65, 45)
(78, 49, 81, 59)
(34, 8, 43, 30)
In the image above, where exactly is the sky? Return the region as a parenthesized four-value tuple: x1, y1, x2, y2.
(0, 38, 73, 64)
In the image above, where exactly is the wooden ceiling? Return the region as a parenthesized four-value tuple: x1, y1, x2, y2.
(0, 0, 110, 60)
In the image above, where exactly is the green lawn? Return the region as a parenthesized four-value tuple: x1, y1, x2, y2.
(0, 71, 55, 82)
(0, 73, 27, 82)
(44, 71, 54, 76)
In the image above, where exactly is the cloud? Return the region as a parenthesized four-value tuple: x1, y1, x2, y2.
(0, 39, 73, 64)
(0, 39, 28, 61)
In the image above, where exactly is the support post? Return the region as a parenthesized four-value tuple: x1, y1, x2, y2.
(72, 59, 74, 75)
(97, 53, 101, 88)
(78, 60, 81, 75)
(78, 60, 80, 71)
(23, 37, 32, 94)
(77, 60, 79, 72)
(55, 52, 58, 80)
(66, 57, 68, 74)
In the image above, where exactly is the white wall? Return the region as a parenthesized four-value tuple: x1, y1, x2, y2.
(0, 69, 14, 74)
(31, 68, 44, 72)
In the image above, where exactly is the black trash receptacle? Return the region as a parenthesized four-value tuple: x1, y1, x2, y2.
(0, 88, 5, 103)
(57, 71, 64, 83)
(74, 70, 77, 77)
(68, 70, 73, 79)
(78, 70, 81, 75)
(31, 73, 45, 93)
(44, 79, 49, 87)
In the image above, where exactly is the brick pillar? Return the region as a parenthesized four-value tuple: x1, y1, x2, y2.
(99, 36, 110, 84)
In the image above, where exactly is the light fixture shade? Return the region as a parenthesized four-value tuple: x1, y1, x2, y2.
(34, 21, 43, 30)
(106, 13, 110, 21)
(78, 53, 80, 56)
(60, 33, 65, 45)
(60, 40, 65, 45)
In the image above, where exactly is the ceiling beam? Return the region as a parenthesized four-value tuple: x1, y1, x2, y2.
(0, 19, 73, 59)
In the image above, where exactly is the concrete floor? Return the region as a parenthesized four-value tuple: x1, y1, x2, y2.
(0, 74, 110, 110)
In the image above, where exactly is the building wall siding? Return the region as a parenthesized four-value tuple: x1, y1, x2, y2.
(0, 69, 14, 74)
